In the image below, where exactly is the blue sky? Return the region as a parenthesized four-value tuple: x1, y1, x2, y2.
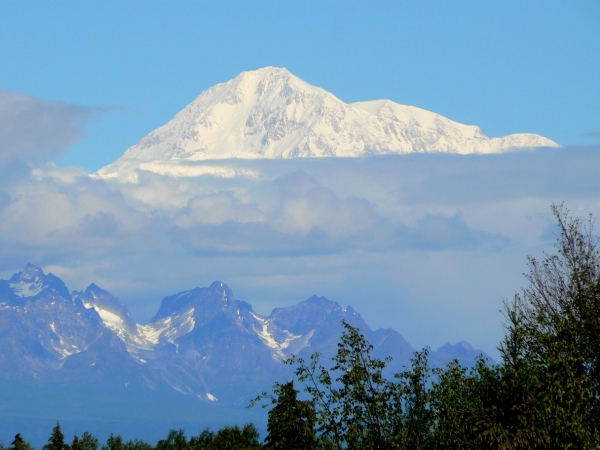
(1, 1, 598, 171)
(0, 1, 599, 357)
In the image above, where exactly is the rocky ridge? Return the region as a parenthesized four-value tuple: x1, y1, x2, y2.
(0, 264, 488, 404)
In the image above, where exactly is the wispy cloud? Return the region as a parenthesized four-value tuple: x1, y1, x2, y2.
(583, 131, 600, 139)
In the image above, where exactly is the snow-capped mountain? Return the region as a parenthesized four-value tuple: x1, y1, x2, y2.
(0, 265, 141, 383)
(0, 265, 488, 404)
(96, 67, 558, 181)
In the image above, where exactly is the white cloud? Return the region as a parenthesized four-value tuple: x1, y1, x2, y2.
(1, 146, 600, 357)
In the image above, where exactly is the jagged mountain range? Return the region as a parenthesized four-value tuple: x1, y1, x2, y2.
(96, 67, 558, 182)
(0, 264, 488, 406)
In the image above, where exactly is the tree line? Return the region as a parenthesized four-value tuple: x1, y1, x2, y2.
(252, 205, 600, 449)
(3, 205, 600, 449)
(1, 424, 262, 450)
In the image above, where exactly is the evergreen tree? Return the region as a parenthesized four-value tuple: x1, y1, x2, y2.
(263, 381, 317, 449)
(43, 423, 69, 450)
(8, 434, 33, 450)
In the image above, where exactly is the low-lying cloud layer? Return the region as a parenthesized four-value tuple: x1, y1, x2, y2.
(1, 142, 599, 357)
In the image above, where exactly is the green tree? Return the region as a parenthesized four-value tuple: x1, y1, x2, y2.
(71, 436, 82, 450)
(102, 434, 124, 450)
(78, 433, 99, 450)
(508, 205, 600, 448)
(261, 381, 317, 449)
(260, 206, 600, 448)
(44, 423, 70, 450)
(208, 424, 261, 449)
(285, 321, 406, 449)
(123, 440, 153, 450)
(8, 434, 33, 450)
(428, 359, 482, 450)
(156, 430, 189, 450)
(395, 349, 434, 449)
(188, 429, 215, 450)
(480, 302, 548, 450)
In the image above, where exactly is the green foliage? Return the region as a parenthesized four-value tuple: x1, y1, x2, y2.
(188, 429, 215, 450)
(260, 204, 600, 449)
(102, 435, 124, 450)
(71, 436, 82, 450)
(397, 349, 437, 448)
(211, 424, 261, 450)
(154, 426, 260, 450)
(7, 204, 599, 449)
(278, 321, 443, 449)
(428, 359, 482, 449)
(156, 430, 188, 450)
(504, 204, 600, 448)
(8, 434, 33, 450)
(102, 435, 153, 450)
(43, 423, 69, 450)
(285, 321, 401, 449)
(123, 440, 154, 450)
(77, 433, 99, 450)
(257, 381, 317, 449)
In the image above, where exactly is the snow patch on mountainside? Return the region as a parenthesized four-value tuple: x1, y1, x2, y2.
(251, 312, 304, 359)
(137, 320, 170, 345)
(10, 280, 44, 298)
(135, 307, 196, 348)
(51, 339, 78, 358)
(83, 302, 129, 341)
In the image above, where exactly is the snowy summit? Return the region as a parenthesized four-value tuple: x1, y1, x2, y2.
(97, 67, 558, 180)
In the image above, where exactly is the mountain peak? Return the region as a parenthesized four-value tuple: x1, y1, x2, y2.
(206, 280, 235, 301)
(95, 67, 559, 181)
(234, 66, 294, 81)
(24, 262, 44, 273)
(19, 263, 45, 280)
(4, 264, 70, 300)
(84, 282, 105, 295)
(150, 281, 235, 322)
(304, 295, 334, 305)
(227, 66, 308, 92)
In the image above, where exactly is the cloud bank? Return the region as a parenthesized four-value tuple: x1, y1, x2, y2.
(1, 144, 599, 357)
(0, 91, 600, 355)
